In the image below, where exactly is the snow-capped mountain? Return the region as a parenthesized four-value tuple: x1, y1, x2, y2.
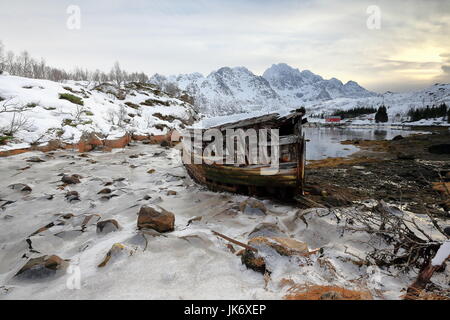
(263, 63, 375, 103)
(151, 67, 285, 116)
(150, 63, 376, 116)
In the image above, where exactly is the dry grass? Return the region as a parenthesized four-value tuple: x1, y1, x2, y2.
(283, 283, 373, 300)
(306, 156, 379, 169)
(341, 139, 390, 152)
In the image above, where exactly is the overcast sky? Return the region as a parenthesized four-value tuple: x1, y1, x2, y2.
(1, 0, 449, 92)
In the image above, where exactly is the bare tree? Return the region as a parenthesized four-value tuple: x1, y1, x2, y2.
(110, 61, 125, 88)
(0, 41, 5, 74)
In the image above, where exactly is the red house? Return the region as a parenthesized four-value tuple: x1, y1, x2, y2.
(325, 116, 341, 123)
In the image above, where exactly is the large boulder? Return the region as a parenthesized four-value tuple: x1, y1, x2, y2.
(15, 255, 69, 279)
(137, 206, 175, 233)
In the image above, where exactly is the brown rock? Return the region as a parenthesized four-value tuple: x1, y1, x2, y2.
(137, 206, 175, 233)
(9, 183, 32, 192)
(248, 223, 284, 239)
(147, 169, 156, 174)
(239, 199, 267, 215)
(15, 255, 69, 279)
(96, 219, 120, 234)
(65, 190, 80, 202)
(98, 243, 127, 268)
(241, 249, 266, 274)
(81, 214, 101, 230)
(61, 174, 81, 184)
(26, 156, 45, 163)
(166, 190, 177, 196)
(97, 188, 112, 194)
(320, 291, 343, 300)
(248, 236, 309, 256)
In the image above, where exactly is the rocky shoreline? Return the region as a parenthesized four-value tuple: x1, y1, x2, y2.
(304, 130, 450, 217)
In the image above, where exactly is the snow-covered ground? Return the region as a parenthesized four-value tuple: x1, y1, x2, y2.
(0, 143, 448, 299)
(0, 75, 197, 151)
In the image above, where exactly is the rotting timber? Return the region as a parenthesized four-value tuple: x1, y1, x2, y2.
(182, 109, 306, 199)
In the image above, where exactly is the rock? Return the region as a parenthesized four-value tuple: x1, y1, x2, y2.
(187, 216, 202, 226)
(96, 219, 120, 234)
(142, 140, 151, 145)
(30, 222, 55, 236)
(248, 236, 309, 256)
(239, 199, 267, 216)
(248, 223, 284, 239)
(8, 183, 32, 192)
(98, 243, 127, 268)
(444, 226, 450, 237)
(428, 144, 450, 155)
(166, 190, 177, 196)
(61, 174, 81, 184)
(241, 249, 266, 274)
(26, 156, 45, 163)
(396, 152, 415, 160)
(137, 206, 175, 233)
(80, 214, 101, 230)
(65, 190, 80, 202)
(320, 291, 343, 300)
(392, 135, 404, 141)
(15, 255, 69, 279)
(97, 188, 112, 194)
(160, 140, 170, 147)
(129, 154, 139, 159)
(100, 194, 119, 201)
(147, 169, 156, 174)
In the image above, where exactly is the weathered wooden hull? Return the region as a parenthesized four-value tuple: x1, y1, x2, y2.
(182, 109, 306, 198)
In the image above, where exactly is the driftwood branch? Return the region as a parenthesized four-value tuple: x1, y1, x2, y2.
(211, 230, 257, 252)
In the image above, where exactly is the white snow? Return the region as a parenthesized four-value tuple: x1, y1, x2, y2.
(0, 75, 197, 151)
(0, 144, 448, 300)
(432, 240, 450, 266)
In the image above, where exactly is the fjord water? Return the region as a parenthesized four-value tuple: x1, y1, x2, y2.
(303, 127, 424, 160)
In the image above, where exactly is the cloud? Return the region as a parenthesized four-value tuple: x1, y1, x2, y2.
(0, 0, 449, 92)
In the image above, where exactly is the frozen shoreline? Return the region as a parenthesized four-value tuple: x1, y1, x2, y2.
(0, 143, 448, 299)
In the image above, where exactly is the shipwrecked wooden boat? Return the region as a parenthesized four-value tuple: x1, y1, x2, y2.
(181, 109, 306, 199)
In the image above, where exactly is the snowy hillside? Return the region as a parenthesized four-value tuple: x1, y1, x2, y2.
(305, 82, 450, 122)
(0, 75, 198, 150)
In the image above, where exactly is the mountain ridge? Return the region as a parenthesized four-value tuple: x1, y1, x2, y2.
(150, 63, 377, 116)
